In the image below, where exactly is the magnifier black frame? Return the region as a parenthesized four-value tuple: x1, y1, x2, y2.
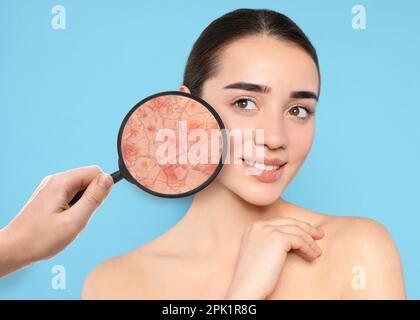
(116, 91, 227, 199)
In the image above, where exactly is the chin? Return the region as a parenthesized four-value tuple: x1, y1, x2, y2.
(218, 164, 287, 206)
(221, 178, 283, 206)
(242, 195, 280, 207)
(235, 184, 283, 206)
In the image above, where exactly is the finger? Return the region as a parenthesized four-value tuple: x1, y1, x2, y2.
(49, 165, 103, 201)
(284, 233, 322, 261)
(274, 217, 324, 239)
(278, 225, 323, 256)
(265, 217, 324, 239)
(275, 224, 316, 246)
(65, 173, 113, 229)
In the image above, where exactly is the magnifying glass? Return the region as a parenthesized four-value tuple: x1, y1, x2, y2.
(69, 91, 227, 205)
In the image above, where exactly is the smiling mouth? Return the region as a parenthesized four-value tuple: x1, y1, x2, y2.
(241, 157, 287, 182)
(241, 158, 281, 171)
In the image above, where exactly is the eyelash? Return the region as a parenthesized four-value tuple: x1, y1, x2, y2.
(231, 97, 315, 120)
(231, 97, 258, 113)
(289, 104, 315, 121)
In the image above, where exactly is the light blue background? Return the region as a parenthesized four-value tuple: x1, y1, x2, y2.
(1, 0, 419, 299)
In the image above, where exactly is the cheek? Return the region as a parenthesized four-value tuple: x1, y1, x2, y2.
(286, 121, 315, 161)
(209, 103, 235, 129)
(202, 102, 253, 158)
(201, 94, 242, 130)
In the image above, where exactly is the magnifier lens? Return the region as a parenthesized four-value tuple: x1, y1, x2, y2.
(119, 93, 225, 197)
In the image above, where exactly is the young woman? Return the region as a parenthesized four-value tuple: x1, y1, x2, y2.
(82, 8, 405, 299)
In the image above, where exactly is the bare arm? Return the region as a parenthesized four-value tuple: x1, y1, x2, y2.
(338, 218, 406, 299)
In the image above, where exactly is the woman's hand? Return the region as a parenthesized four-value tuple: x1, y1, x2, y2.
(225, 217, 324, 299)
(0, 166, 113, 277)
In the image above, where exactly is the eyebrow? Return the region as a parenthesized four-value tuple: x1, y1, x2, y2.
(223, 82, 318, 101)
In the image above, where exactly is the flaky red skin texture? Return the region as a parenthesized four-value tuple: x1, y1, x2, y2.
(121, 94, 222, 195)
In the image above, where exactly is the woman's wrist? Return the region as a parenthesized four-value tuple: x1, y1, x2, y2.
(0, 226, 33, 277)
(225, 291, 260, 300)
(225, 284, 263, 300)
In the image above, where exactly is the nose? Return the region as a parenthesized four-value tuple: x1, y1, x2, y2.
(257, 109, 288, 150)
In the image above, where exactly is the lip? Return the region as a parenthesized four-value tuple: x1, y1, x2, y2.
(241, 157, 287, 183)
(242, 157, 287, 166)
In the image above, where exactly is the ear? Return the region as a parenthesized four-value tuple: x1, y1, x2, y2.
(178, 85, 191, 94)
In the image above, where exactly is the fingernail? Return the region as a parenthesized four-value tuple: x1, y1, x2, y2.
(98, 173, 113, 189)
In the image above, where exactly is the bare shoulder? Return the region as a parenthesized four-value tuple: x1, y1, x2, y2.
(82, 221, 193, 300)
(331, 216, 405, 299)
(285, 202, 400, 249)
(81, 246, 165, 300)
(289, 203, 406, 299)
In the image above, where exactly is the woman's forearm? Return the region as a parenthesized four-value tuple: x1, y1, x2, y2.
(0, 227, 30, 278)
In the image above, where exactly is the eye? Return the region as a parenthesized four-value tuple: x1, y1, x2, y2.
(231, 98, 258, 112)
(288, 105, 314, 120)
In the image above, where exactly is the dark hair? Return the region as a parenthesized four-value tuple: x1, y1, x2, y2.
(183, 8, 320, 98)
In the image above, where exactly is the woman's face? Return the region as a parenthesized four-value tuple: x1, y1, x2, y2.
(181, 35, 319, 206)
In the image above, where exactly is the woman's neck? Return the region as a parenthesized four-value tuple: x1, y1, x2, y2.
(176, 180, 289, 259)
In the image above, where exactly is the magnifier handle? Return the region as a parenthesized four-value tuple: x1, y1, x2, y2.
(68, 170, 122, 206)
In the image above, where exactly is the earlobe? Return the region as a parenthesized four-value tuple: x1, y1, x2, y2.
(178, 85, 191, 94)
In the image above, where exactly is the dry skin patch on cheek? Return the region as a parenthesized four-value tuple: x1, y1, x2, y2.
(121, 95, 223, 195)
